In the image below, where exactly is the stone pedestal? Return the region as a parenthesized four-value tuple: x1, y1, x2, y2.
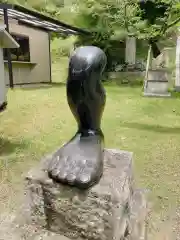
(23, 149, 148, 240)
(144, 69, 171, 97)
(125, 37, 136, 65)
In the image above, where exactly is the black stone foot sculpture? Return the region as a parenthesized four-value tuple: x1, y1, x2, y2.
(48, 46, 107, 189)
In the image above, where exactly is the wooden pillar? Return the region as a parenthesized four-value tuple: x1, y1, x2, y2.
(3, 8, 14, 89)
(48, 32, 52, 83)
(0, 47, 6, 104)
(125, 37, 136, 65)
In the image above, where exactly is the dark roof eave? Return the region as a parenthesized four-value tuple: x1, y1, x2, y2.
(17, 20, 75, 35)
(0, 3, 91, 35)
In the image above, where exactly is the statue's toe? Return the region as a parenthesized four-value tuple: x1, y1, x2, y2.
(66, 174, 76, 185)
(48, 155, 66, 180)
(79, 173, 91, 185)
(57, 171, 68, 183)
(75, 167, 94, 189)
(48, 155, 59, 172)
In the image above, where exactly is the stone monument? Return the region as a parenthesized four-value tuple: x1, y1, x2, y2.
(23, 46, 148, 240)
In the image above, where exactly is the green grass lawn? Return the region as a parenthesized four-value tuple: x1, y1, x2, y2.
(1, 82, 180, 232)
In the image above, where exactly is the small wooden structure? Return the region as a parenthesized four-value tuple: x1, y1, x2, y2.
(0, 3, 90, 88)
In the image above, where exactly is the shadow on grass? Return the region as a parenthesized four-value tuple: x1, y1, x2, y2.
(0, 138, 28, 155)
(19, 82, 66, 91)
(122, 122, 180, 134)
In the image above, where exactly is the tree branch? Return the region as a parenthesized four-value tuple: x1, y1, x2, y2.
(124, 2, 129, 33)
(167, 16, 180, 29)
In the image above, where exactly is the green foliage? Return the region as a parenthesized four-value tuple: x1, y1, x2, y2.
(2, 0, 180, 70)
(3, 0, 180, 40)
(74, 0, 180, 40)
(51, 35, 77, 61)
(74, 0, 179, 70)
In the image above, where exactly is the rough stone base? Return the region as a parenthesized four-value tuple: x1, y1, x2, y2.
(0, 212, 71, 240)
(128, 189, 147, 240)
(0, 223, 68, 240)
(0, 191, 147, 240)
(23, 148, 148, 240)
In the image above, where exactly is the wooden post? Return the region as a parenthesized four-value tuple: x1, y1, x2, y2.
(144, 45, 152, 91)
(3, 8, 14, 89)
(48, 32, 52, 83)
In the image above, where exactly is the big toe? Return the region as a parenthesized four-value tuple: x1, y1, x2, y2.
(76, 163, 103, 189)
(79, 174, 91, 185)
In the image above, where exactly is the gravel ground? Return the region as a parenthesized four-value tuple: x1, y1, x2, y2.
(147, 207, 180, 240)
(0, 212, 70, 240)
